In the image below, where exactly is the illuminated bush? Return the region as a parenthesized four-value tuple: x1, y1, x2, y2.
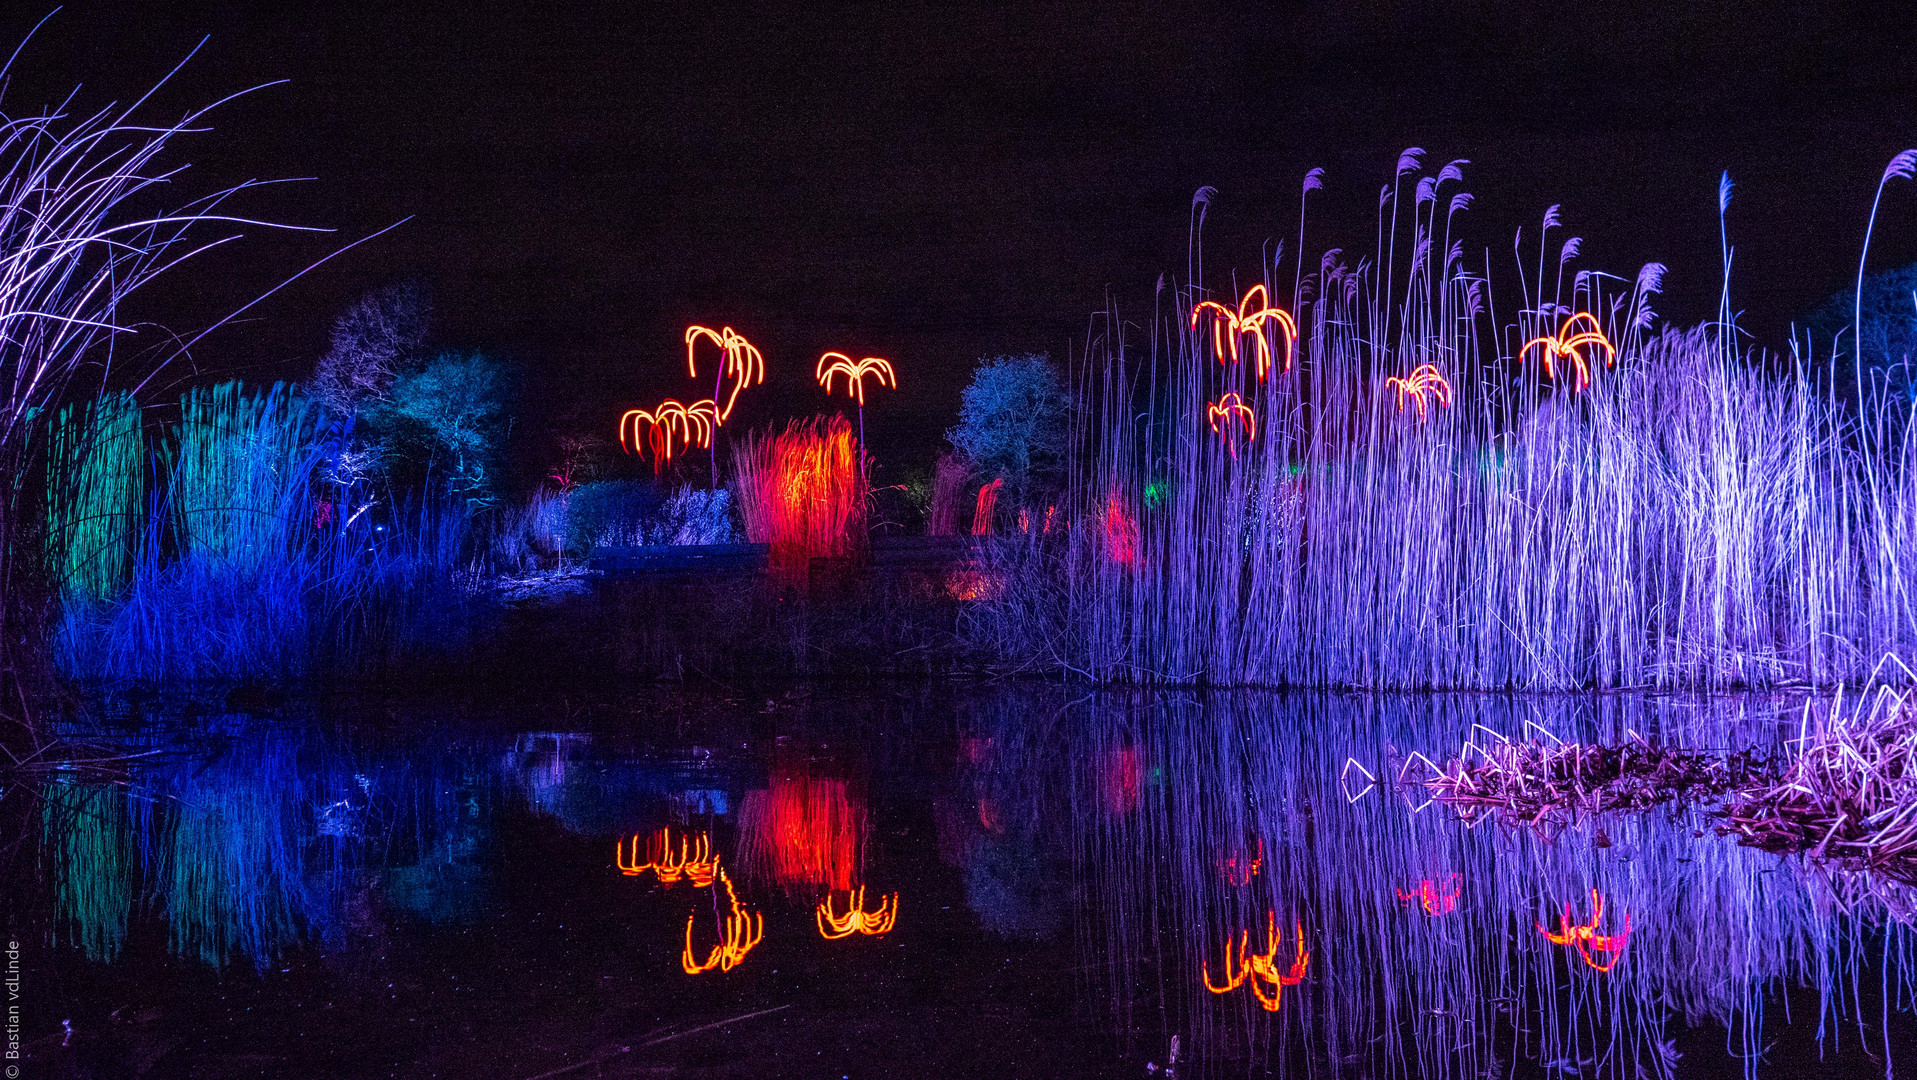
(947, 355, 1068, 505)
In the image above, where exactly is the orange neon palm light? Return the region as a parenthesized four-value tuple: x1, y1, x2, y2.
(1208, 393, 1257, 457)
(815, 352, 898, 406)
(619, 399, 718, 469)
(1190, 283, 1298, 380)
(815, 886, 900, 939)
(682, 868, 764, 974)
(617, 828, 721, 887)
(1384, 364, 1454, 420)
(1201, 911, 1310, 1011)
(686, 324, 767, 423)
(1536, 888, 1632, 972)
(1397, 873, 1461, 916)
(1519, 312, 1616, 392)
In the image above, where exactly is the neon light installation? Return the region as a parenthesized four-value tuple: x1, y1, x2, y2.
(1189, 283, 1298, 380)
(1201, 911, 1310, 1011)
(1519, 312, 1616, 392)
(815, 353, 898, 406)
(1384, 364, 1454, 420)
(685, 324, 767, 423)
(1207, 393, 1256, 457)
(681, 868, 764, 974)
(1536, 888, 1632, 972)
(1221, 837, 1264, 886)
(617, 828, 721, 887)
(619, 399, 718, 470)
(1397, 873, 1461, 915)
(815, 886, 900, 939)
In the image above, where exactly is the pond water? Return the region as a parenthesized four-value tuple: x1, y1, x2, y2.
(12, 685, 1915, 1078)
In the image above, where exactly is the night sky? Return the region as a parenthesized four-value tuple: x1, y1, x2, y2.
(22, 1, 1917, 471)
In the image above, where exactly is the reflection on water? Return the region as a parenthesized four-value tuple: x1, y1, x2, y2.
(24, 689, 1917, 1076)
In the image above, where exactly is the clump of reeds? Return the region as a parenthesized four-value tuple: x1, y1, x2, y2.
(730, 415, 867, 580)
(925, 451, 971, 536)
(1723, 689, 1917, 888)
(42, 393, 144, 601)
(1424, 735, 1771, 831)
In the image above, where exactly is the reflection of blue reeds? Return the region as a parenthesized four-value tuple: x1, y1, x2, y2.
(969, 690, 1913, 1078)
(41, 778, 132, 963)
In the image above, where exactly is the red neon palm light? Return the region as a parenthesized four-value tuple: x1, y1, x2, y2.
(1519, 312, 1616, 392)
(1384, 364, 1454, 420)
(619, 399, 718, 470)
(682, 868, 764, 974)
(815, 353, 897, 406)
(1208, 393, 1257, 456)
(1536, 888, 1632, 972)
(1190, 284, 1298, 381)
(686, 324, 766, 423)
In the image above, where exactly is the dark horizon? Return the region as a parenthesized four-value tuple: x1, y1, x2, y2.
(21, 1, 1917, 470)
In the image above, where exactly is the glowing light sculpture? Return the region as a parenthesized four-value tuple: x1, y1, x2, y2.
(686, 325, 766, 424)
(1397, 872, 1461, 915)
(815, 886, 900, 939)
(619, 399, 718, 471)
(682, 868, 764, 974)
(1208, 393, 1257, 457)
(1190, 283, 1298, 380)
(1519, 312, 1616, 392)
(814, 352, 897, 407)
(1384, 364, 1454, 420)
(1202, 911, 1310, 1012)
(616, 828, 721, 886)
(1536, 888, 1632, 972)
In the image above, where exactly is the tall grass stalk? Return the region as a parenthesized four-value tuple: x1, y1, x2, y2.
(42, 393, 144, 600)
(976, 157, 1917, 690)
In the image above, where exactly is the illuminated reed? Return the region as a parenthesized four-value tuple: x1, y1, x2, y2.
(730, 415, 868, 580)
(973, 152, 1917, 690)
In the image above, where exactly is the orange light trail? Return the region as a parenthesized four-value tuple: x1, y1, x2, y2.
(1519, 312, 1616, 392)
(1397, 872, 1461, 915)
(1202, 911, 1310, 1011)
(682, 868, 764, 974)
(1384, 364, 1454, 420)
(616, 828, 721, 887)
(1208, 393, 1256, 457)
(1190, 283, 1298, 380)
(619, 399, 717, 470)
(815, 352, 898, 406)
(1221, 837, 1264, 886)
(1536, 888, 1632, 972)
(686, 324, 767, 423)
(815, 886, 900, 939)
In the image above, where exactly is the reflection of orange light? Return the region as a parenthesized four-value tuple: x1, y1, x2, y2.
(1207, 393, 1257, 457)
(1519, 313, 1615, 392)
(1397, 873, 1460, 915)
(682, 868, 764, 974)
(815, 352, 898, 406)
(1384, 364, 1454, 420)
(1221, 837, 1264, 886)
(1202, 911, 1310, 1011)
(1190, 284, 1298, 380)
(973, 478, 1002, 536)
(1536, 888, 1632, 972)
(816, 886, 900, 939)
(617, 828, 721, 886)
(686, 325, 767, 423)
(619, 399, 718, 469)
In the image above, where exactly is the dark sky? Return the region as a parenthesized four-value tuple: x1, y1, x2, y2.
(20, 1, 1917, 470)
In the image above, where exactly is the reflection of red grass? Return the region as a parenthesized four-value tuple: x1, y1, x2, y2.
(736, 773, 864, 895)
(731, 416, 867, 580)
(1101, 747, 1141, 814)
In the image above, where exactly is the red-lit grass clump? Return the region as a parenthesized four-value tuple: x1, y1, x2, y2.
(730, 415, 868, 580)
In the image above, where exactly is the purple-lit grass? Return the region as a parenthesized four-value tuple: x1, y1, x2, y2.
(970, 153, 1917, 691)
